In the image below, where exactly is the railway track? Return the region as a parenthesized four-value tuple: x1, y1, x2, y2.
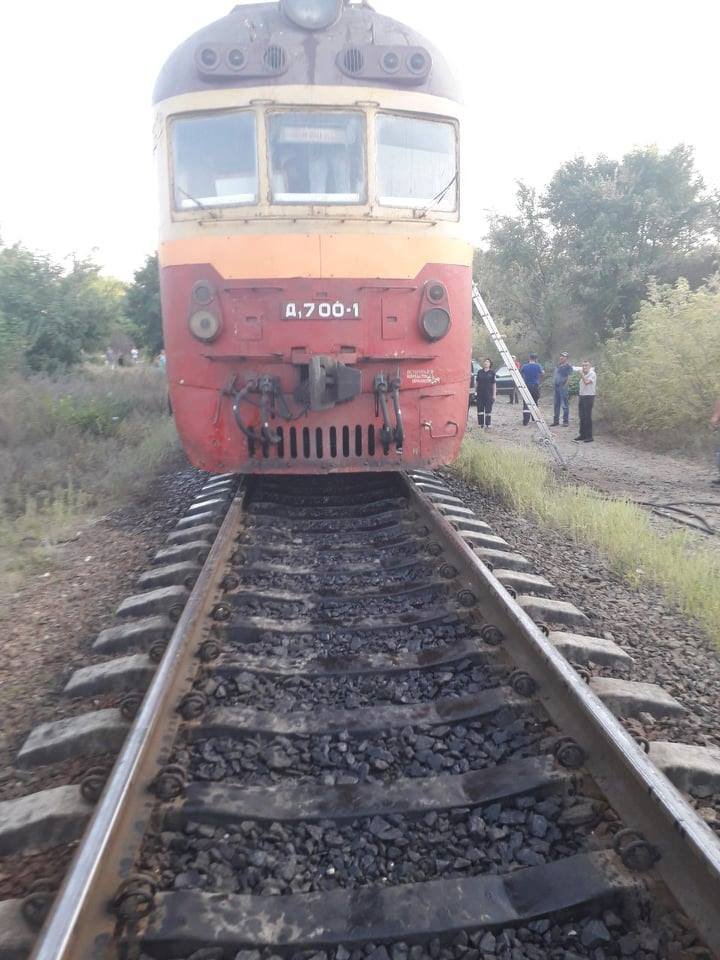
(1, 470, 720, 959)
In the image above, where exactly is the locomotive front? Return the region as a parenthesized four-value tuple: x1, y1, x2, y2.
(154, 0, 472, 473)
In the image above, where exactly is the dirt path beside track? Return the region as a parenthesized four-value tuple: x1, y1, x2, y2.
(465, 394, 720, 545)
(0, 456, 205, 800)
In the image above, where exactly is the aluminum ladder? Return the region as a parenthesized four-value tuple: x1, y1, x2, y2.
(472, 282, 566, 467)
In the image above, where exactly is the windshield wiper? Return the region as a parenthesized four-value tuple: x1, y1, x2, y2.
(177, 185, 220, 220)
(417, 173, 458, 219)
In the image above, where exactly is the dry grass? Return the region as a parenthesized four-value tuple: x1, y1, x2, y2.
(452, 441, 720, 645)
(0, 366, 178, 587)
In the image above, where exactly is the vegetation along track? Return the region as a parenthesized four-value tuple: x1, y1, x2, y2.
(2, 470, 720, 959)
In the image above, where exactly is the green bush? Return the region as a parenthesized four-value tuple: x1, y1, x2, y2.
(50, 394, 138, 437)
(601, 279, 720, 450)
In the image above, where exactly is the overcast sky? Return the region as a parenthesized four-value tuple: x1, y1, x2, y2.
(1, 0, 717, 280)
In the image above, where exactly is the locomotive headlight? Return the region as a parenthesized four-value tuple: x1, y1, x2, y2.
(192, 280, 215, 306)
(281, 0, 342, 29)
(408, 51, 430, 74)
(420, 308, 451, 342)
(427, 282, 447, 303)
(199, 47, 219, 69)
(189, 310, 221, 342)
(226, 48, 246, 71)
(381, 51, 401, 74)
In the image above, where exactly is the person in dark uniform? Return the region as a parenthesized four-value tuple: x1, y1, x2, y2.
(475, 358, 497, 429)
(520, 353, 544, 426)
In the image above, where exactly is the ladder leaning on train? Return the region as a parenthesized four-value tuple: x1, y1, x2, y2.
(471, 283, 566, 468)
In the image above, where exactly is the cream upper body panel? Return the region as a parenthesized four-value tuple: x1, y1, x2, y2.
(154, 84, 470, 248)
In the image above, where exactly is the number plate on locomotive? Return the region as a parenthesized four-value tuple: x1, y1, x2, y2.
(283, 301, 360, 320)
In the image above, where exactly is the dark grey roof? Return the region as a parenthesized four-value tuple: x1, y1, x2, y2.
(153, 2, 460, 105)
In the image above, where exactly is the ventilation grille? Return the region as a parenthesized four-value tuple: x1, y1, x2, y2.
(249, 425, 394, 461)
(343, 47, 364, 75)
(264, 45, 287, 72)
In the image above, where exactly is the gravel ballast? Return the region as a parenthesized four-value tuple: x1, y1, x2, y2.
(143, 791, 598, 896)
(443, 466, 720, 835)
(205, 662, 505, 712)
(181, 710, 550, 787)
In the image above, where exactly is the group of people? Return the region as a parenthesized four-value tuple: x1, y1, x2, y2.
(474, 351, 598, 442)
(104, 347, 167, 370)
(548, 352, 597, 443)
(476, 355, 720, 483)
(105, 346, 140, 368)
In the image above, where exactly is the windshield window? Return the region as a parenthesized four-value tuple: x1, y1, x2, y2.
(268, 111, 365, 204)
(172, 112, 258, 210)
(376, 115, 457, 211)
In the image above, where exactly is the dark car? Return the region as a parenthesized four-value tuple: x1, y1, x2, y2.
(470, 361, 516, 405)
(494, 365, 517, 398)
(469, 360, 481, 405)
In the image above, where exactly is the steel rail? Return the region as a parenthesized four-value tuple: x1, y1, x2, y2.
(26, 475, 720, 957)
(30, 494, 246, 960)
(403, 476, 720, 954)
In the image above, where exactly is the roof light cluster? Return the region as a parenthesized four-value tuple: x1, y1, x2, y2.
(338, 45, 432, 84)
(195, 43, 288, 79)
(194, 3, 432, 86)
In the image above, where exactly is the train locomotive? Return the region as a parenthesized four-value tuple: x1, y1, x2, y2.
(154, 0, 472, 474)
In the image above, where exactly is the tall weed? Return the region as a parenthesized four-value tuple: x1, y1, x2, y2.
(0, 366, 178, 589)
(601, 279, 720, 452)
(453, 442, 720, 644)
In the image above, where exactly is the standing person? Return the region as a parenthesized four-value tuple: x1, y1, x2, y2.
(710, 399, 720, 485)
(551, 352, 574, 426)
(520, 353, 544, 426)
(475, 358, 497, 430)
(573, 360, 597, 443)
(157, 349, 167, 370)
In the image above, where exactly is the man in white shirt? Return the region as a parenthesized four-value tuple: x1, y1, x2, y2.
(573, 360, 597, 443)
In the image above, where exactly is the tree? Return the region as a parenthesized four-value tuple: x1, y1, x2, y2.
(0, 303, 25, 376)
(476, 146, 720, 354)
(544, 145, 719, 336)
(0, 243, 125, 375)
(125, 254, 163, 355)
(475, 184, 579, 358)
